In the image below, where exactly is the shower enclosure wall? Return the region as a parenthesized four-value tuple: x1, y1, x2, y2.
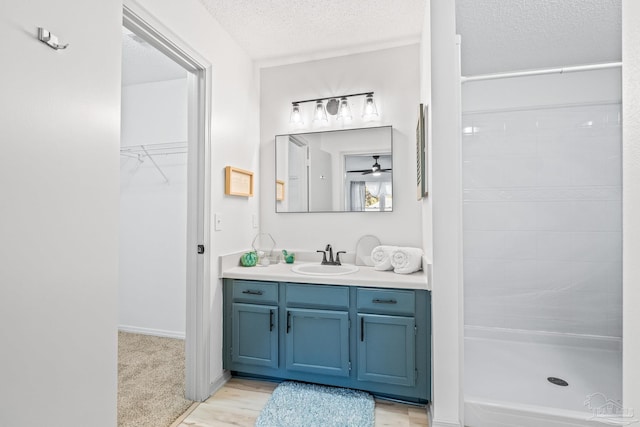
(462, 68, 623, 427)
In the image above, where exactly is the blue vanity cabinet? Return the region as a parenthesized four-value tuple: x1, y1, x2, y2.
(223, 278, 432, 403)
(285, 308, 350, 376)
(232, 303, 278, 368)
(284, 283, 351, 377)
(356, 289, 418, 387)
(224, 280, 279, 373)
(357, 314, 416, 386)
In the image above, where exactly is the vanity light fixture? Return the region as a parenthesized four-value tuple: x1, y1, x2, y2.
(313, 100, 328, 124)
(290, 102, 303, 126)
(337, 97, 352, 120)
(362, 93, 379, 121)
(288, 92, 376, 126)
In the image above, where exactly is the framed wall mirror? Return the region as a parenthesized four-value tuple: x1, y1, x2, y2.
(275, 126, 393, 213)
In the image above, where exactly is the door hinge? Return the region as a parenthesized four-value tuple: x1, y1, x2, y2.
(348, 319, 351, 329)
(348, 361, 352, 371)
(414, 326, 418, 336)
(415, 368, 418, 380)
(197, 244, 205, 254)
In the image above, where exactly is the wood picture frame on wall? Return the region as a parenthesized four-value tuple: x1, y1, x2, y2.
(225, 166, 254, 197)
(276, 180, 285, 201)
(416, 103, 428, 200)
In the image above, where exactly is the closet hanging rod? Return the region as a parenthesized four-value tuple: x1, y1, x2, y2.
(461, 61, 622, 83)
(120, 142, 187, 157)
(119, 151, 186, 156)
(120, 141, 187, 152)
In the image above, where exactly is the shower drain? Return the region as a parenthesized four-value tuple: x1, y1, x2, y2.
(547, 377, 569, 387)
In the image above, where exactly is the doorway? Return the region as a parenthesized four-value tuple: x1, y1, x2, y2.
(121, 5, 212, 403)
(120, 23, 188, 339)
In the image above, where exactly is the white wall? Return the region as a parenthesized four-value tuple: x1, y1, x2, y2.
(121, 78, 187, 147)
(420, 2, 434, 261)
(429, 1, 464, 426)
(0, 0, 121, 425)
(622, 0, 640, 417)
(119, 78, 188, 338)
(260, 45, 422, 252)
(130, 0, 260, 390)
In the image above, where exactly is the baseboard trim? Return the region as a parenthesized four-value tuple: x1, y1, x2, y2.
(431, 418, 461, 427)
(208, 370, 231, 398)
(118, 325, 185, 339)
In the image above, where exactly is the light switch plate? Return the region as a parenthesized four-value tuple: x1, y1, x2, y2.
(214, 213, 223, 231)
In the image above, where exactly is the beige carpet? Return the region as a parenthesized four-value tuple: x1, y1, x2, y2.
(118, 331, 193, 427)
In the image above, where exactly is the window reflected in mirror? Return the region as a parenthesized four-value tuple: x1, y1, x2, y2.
(344, 154, 392, 212)
(275, 126, 393, 213)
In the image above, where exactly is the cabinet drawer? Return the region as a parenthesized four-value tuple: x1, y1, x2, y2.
(357, 288, 415, 315)
(286, 283, 349, 309)
(232, 280, 278, 304)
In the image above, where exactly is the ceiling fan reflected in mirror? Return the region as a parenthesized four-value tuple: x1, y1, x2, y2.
(347, 155, 392, 176)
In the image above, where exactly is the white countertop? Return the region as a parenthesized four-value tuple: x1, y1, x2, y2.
(222, 261, 430, 291)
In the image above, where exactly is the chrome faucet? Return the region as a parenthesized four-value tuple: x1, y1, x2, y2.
(317, 244, 346, 265)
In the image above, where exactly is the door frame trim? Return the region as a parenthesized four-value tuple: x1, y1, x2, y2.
(122, 2, 212, 401)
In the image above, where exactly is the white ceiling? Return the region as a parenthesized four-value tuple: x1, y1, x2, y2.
(122, 1, 622, 84)
(456, 0, 622, 76)
(121, 27, 187, 86)
(198, 0, 426, 63)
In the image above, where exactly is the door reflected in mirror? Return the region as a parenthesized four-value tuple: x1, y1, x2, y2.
(275, 126, 393, 213)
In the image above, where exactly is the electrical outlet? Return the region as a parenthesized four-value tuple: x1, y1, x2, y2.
(214, 213, 223, 231)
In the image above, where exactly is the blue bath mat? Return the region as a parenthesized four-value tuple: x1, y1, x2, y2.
(255, 381, 375, 427)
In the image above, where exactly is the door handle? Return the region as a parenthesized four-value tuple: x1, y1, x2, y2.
(360, 317, 364, 342)
(286, 311, 291, 334)
(372, 298, 397, 304)
(269, 310, 274, 332)
(242, 289, 263, 295)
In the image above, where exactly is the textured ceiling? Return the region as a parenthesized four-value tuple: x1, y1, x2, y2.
(198, 0, 425, 62)
(456, 0, 622, 76)
(122, 1, 621, 83)
(121, 27, 187, 86)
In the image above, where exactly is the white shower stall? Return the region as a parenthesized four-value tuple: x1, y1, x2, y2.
(462, 67, 623, 427)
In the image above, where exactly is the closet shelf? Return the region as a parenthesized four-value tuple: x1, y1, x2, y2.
(120, 141, 187, 184)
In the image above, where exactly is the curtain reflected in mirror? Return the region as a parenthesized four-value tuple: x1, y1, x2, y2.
(275, 126, 393, 213)
(345, 154, 392, 212)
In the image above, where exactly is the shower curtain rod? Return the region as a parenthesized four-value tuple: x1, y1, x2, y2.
(461, 61, 622, 83)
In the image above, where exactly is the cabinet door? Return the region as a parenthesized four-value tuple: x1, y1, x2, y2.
(357, 314, 415, 386)
(232, 303, 278, 369)
(285, 308, 349, 377)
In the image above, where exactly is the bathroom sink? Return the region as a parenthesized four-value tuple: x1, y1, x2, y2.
(291, 263, 359, 276)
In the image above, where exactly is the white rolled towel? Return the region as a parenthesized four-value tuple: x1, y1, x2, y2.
(390, 247, 423, 274)
(371, 245, 395, 271)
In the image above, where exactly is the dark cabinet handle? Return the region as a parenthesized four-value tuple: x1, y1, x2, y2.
(269, 310, 274, 332)
(286, 311, 291, 334)
(372, 298, 397, 304)
(242, 289, 263, 295)
(360, 317, 364, 342)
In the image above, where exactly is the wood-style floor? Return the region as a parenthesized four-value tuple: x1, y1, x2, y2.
(174, 378, 429, 427)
